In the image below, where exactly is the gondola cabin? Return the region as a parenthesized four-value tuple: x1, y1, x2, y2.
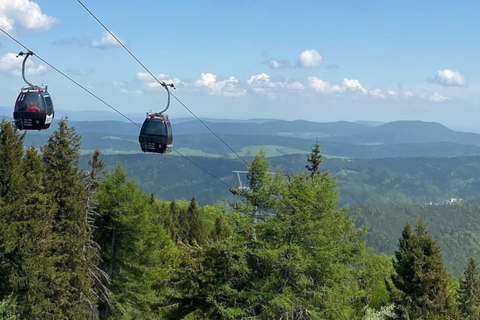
(14, 87, 54, 130)
(139, 113, 173, 154)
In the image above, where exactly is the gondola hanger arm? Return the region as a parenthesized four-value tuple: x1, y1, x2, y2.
(157, 82, 175, 115)
(16, 51, 36, 89)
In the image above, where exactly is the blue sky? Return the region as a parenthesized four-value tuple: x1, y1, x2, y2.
(0, 0, 479, 130)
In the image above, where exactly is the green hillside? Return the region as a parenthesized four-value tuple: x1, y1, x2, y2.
(79, 153, 480, 207)
(350, 203, 480, 277)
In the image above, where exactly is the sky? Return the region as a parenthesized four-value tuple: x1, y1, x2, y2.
(0, 0, 479, 130)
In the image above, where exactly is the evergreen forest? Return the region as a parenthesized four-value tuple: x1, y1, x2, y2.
(2, 118, 480, 320)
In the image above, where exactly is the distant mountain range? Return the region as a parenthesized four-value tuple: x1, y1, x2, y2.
(2, 104, 479, 159)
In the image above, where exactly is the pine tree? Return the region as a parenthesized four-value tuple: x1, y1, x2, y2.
(458, 257, 480, 319)
(42, 118, 97, 319)
(389, 219, 458, 319)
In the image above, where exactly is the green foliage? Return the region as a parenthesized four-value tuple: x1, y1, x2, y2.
(458, 257, 480, 319)
(389, 220, 458, 319)
(350, 203, 480, 277)
(252, 171, 366, 319)
(7, 122, 479, 319)
(0, 122, 59, 318)
(359, 252, 394, 310)
(78, 153, 480, 208)
(362, 305, 396, 320)
(41, 118, 97, 319)
(160, 151, 372, 319)
(160, 211, 256, 320)
(0, 295, 18, 320)
(95, 165, 174, 318)
(0, 120, 26, 298)
(306, 140, 325, 178)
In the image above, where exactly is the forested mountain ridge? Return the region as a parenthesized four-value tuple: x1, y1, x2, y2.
(332, 120, 480, 145)
(82, 153, 480, 206)
(18, 118, 480, 158)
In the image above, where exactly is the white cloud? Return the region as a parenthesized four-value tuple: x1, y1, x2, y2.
(195, 72, 245, 97)
(247, 73, 275, 87)
(248, 73, 304, 98)
(369, 88, 385, 99)
(430, 69, 466, 87)
(92, 31, 127, 49)
(387, 90, 397, 97)
(287, 81, 304, 90)
(429, 92, 449, 103)
(0, 0, 57, 35)
(0, 52, 46, 76)
(136, 72, 180, 88)
(342, 78, 367, 94)
(308, 77, 344, 94)
(264, 58, 291, 69)
(296, 49, 322, 68)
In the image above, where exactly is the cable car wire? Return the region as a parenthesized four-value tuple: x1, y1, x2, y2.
(0, 27, 235, 191)
(76, 0, 249, 166)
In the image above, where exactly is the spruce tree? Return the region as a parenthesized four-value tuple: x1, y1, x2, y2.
(306, 141, 328, 180)
(0, 120, 25, 298)
(42, 118, 97, 319)
(186, 198, 206, 246)
(306, 140, 321, 175)
(458, 257, 480, 319)
(389, 219, 458, 319)
(0, 123, 58, 318)
(13, 147, 57, 318)
(166, 201, 181, 242)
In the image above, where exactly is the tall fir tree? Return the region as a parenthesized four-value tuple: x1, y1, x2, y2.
(41, 118, 97, 319)
(458, 257, 480, 319)
(388, 219, 458, 319)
